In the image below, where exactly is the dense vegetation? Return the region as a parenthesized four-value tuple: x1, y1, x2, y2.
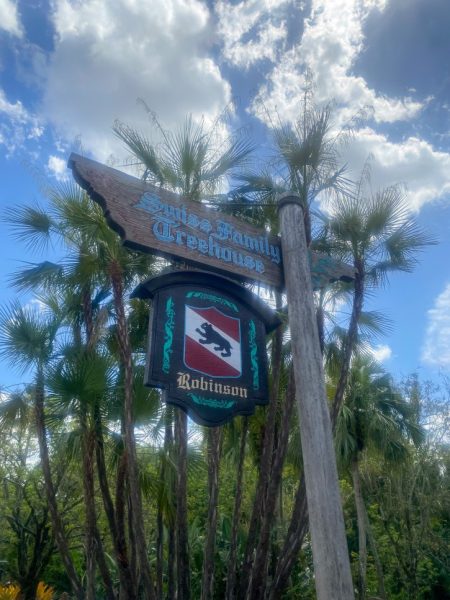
(0, 102, 448, 599)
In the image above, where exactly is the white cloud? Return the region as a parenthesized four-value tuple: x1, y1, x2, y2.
(216, 0, 292, 69)
(369, 344, 392, 363)
(0, 0, 23, 37)
(252, 0, 423, 125)
(422, 283, 450, 370)
(0, 88, 43, 156)
(341, 128, 450, 212)
(247, 0, 450, 211)
(47, 155, 68, 181)
(42, 0, 232, 161)
(226, 21, 287, 69)
(0, 89, 28, 122)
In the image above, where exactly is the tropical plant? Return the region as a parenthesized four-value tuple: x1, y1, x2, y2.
(233, 95, 352, 600)
(0, 302, 83, 599)
(335, 355, 424, 599)
(114, 109, 254, 200)
(324, 175, 435, 426)
(269, 169, 433, 599)
(114, 109, 255, 600)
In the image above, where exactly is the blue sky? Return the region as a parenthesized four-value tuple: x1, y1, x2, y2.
(0, 0, 449, 390)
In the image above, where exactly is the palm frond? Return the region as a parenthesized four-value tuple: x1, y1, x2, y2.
(205, 137, 255, 182)
(381, 220, 437, 271)
(46, 350, 115, 413)
(113, 120, 165, 185)
(0, 301, 60, 373)
(0, 388, 33, 431)
(10, 261, 64, 294)
(357, 310, 393, 340)
(5, 205, 56, 253)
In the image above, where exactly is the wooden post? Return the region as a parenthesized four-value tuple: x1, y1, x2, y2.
(278, 194, 355, 600)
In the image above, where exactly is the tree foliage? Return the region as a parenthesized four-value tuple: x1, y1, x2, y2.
(0, 107, 447, 600)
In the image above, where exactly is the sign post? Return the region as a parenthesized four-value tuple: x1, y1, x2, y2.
(278, 193, 354, 600)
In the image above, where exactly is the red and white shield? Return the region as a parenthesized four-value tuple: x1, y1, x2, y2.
(184, 305, 242, 378)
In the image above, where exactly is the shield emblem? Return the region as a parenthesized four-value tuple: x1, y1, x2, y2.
(184, 305, 242, 378)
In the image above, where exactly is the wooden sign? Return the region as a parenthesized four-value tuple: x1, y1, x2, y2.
(68, 153, 355, 290)
(132, 271, 280, 426)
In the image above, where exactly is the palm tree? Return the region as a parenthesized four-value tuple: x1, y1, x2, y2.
(269, 172, 433, 599)
(114, 110, 255, 600)
(335, 355, 424, 599)
(324, 176, 435, 427)
(232, 96, 351, 600)
(7, 183, 156, 598)
(224, 417, 248, 600)
(45, 344, 117, 600)
(0, 302, 83, 599)
(200, 426, 223, 600)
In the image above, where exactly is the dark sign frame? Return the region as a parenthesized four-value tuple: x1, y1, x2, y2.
(133, 270, 280, 426)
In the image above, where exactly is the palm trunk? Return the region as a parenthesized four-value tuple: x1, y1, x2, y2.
(366, 510, 387, 600)
(95, 403, 136, 599)
(95, 529, 116, 600)
(247, 367, 296, 600)
(80, 409, 98, 600)
(225, 418, 248, 600)
(268, 475, 308, 600)
(238, 318, 283, 598)
(175, 408, 190, 600)
(156, 501, 164, 599)
(34, 370, 83, 600)
(81, 288, 116, 600)
(156, 404, 172, 598)
(168, 517, 176, 600)
(81, 408, 115, 600)
(110, 259, 156, 600)
(19, 582, 39, 600)
(128, 492, 138, 588)
(167, 408, 176, 600)
(16, 508, 53, 600)
(116, 449, 135, 600)
(200, 427, 223, 600)
(331, 264, 364, 428)
(351, 459, 367, 600)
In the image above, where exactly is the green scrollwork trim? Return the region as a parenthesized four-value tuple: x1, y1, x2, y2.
(185, 291, 238, 312)
(162, 297, 175, 374)
(249, 320, 259, 390)
(188, 393, 236, 410)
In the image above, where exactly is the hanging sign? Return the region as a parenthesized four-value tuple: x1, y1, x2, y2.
(68, 153, 355, 290)
(132, 271, 280, 427)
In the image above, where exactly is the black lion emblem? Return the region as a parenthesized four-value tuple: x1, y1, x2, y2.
(195, 322, 232, 357)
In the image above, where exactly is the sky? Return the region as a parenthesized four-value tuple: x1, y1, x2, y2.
(0, 0, 449, 390)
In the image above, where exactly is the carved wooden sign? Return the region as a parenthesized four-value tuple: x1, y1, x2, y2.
(132, 271, 280, 426)
(68, 153, 355, 289)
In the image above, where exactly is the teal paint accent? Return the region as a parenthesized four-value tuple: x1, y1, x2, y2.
(136, 192, 281, 267)
(185, 291, 239, 312)
(249, 320, 259, 390)
(188, 393, 236, 410)
(162, 297, 175, 374)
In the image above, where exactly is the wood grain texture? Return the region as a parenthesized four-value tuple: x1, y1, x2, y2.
(68, 153, 283, 288)
(68, 153, 355, 290)
(278, 194, 355, 600)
